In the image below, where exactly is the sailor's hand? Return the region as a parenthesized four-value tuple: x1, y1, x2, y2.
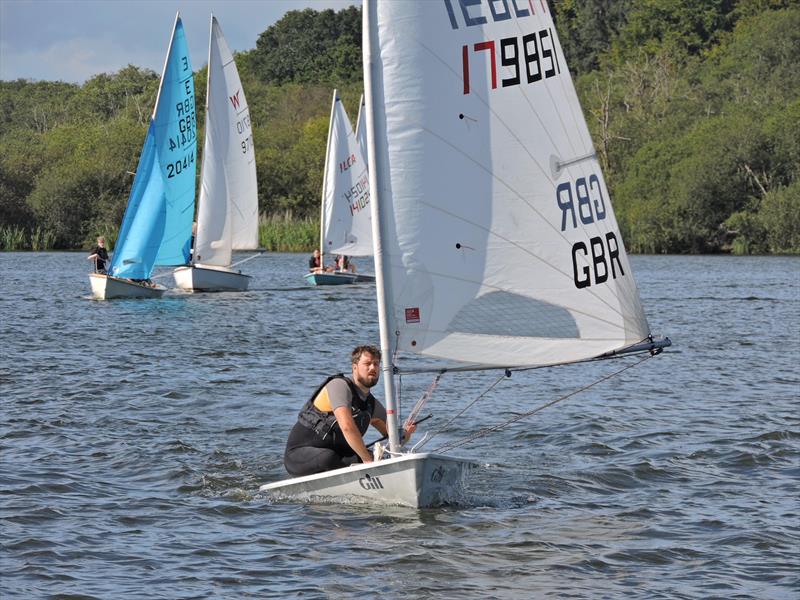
(401, 422, 416, 443)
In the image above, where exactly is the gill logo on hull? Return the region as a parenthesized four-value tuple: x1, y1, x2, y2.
(430, 466, 444, 483)
(359, 474, 384, 490)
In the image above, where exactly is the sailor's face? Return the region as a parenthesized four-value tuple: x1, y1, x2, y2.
(353, 353, 380, 388)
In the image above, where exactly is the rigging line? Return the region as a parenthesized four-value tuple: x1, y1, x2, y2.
(418, 371, 509, 450)
(415, 129, 632, 324)
(230, 251, 263, 269)
(431, 352, 656, 454)
(405, 373, 442, 428)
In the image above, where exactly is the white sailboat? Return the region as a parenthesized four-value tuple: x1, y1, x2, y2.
(304, 90, 373, 286)
(90, 14, 196, 300)
(262, 0, 669, 508)
(174, 15, 259, 292)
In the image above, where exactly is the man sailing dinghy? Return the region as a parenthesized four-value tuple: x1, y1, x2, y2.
(89, 13, 196, 300)
(261, 0, 669, 508)
(173, 15, 259, 292)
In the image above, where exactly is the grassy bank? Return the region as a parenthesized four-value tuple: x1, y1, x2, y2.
(1, 215, 320, 253)
(258, 214, 318, 252)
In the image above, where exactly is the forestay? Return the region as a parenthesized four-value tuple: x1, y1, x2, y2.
(365, 0, 650, 370)
(321, 92, 372, 258)
(193, 15, 259, 267)
(111, 14, 196, 279)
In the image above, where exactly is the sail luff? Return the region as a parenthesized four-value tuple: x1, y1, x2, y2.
(364, 0, 401, 452)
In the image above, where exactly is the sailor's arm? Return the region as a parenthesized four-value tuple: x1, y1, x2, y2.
(333, 406, 372, 463)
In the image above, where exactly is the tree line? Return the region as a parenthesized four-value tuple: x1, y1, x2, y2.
(0, 2, 797, 253)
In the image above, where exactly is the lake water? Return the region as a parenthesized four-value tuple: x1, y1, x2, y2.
(1, 253, 798, 599)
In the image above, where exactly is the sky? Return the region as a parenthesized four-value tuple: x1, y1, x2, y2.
(0, 0, 358, 84)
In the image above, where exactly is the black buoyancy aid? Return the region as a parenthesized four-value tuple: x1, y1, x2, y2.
(297, 374, 376, 449)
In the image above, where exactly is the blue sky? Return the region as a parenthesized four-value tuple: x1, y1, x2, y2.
(0, 0, 358, 83)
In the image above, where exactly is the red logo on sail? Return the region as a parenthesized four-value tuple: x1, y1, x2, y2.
(229, 90, 241, 109)
(405, 308, 420, 323)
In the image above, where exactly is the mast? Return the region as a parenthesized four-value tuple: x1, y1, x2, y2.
(319, 90, 338, 269)
(363, 0, 400, 452)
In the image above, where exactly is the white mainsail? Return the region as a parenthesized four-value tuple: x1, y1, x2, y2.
(365, 1, 651, 371)
(193, 15, 258, 268)
(321, 91, 372, 258)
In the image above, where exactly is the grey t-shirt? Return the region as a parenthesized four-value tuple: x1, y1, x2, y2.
(325, 378, 387, 422)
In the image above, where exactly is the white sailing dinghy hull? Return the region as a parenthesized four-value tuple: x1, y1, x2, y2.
(89, 273, 166, 300)
(173, 264, 252, 292)
(260, 453, 477, 509)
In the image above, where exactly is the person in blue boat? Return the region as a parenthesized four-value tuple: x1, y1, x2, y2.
(283, 345, 416, 477)
(308, 249, 330, 273)
(87, 236, 109, 273)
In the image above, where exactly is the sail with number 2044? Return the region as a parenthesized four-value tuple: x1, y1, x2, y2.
(109, 13, 196, 280)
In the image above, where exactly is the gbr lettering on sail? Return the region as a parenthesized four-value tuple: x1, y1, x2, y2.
(445, 0, 625, 290)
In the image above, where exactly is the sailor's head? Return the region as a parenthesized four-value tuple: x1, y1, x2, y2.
(351, 345, 381, 389)
(97, 236, 105, 245)
(313, 249, 320, 258)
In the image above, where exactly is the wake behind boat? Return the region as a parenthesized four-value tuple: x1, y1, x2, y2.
(261, 0, 669, 509)
(173, 15, 259, 293)
(90, 13, 196, 300)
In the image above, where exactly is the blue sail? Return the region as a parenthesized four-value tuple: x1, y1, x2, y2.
(110, 15, 196, 279)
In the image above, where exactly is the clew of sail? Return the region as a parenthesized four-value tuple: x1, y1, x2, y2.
(110, 14, 196, 279)
(193, 15, 258, 267)
(321, 92, 372, 258)
(366, 1, 651, 370)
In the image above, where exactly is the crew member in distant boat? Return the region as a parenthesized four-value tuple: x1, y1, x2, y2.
(308, 249, 331, 273)
(335, 254, 356, 273)
(87, 236, 109, 274)
(283, 345, 416, 477)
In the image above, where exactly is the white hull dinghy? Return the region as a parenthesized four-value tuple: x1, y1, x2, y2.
(260, 453, 477, 509)
(89, 273, 166, 300)
(173, 263, 252, 292)
(174, 15, 259, 293)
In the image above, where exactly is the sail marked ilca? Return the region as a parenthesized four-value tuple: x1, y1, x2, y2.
(304, 90, 373, 286)
(173, 15, 259, 292)
(89, 13, 196, 300)
(260, 0, 669, 508)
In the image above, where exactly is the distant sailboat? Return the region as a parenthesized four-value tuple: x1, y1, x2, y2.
(89, 13, 196, 300)
(304, 90, 372, 286)
(174, 15, 259, 292)
(261, 0, 669, 508)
